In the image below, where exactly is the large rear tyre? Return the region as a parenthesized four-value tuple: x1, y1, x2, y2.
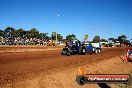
(61, 50, 65, 55)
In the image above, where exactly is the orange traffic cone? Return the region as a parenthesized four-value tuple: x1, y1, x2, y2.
(78, 67, 86, 75)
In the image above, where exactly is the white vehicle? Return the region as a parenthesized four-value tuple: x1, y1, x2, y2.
(91, 43, 101, 54)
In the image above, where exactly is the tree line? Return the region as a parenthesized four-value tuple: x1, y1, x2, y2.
(92, 35, 131, 45)
(0, 27, 63, 41)
(0, 27, 132, 45)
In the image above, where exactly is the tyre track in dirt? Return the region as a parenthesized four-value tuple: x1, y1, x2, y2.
(0, 47, 129, 86)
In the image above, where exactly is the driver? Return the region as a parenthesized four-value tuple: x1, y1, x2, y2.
(65, 40, 71, 48)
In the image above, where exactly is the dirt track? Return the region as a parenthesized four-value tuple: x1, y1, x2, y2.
(0, 46, 130, 88)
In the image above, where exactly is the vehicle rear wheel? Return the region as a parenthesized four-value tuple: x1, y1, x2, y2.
(98, 49, 101, 53)
(95, 49, 98, 54)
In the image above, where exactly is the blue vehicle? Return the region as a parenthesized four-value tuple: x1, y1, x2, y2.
(83, 42, 93, 54)
(61, 40, 93, 56)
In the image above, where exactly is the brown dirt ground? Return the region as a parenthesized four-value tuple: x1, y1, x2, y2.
(0, 46, 131, 88)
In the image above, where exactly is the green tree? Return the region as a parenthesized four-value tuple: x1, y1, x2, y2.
(39, 33, 45, 39)
(51, 32, 57, 40)
(100, 38, 107, 42)
(29, 28, 39, 38)
(108, 38, 114, 41)
(0, 30, 4, 37)
(51, 32, 63, 41)
(66, 34, 76, 40)
(24, 31, 30, 38)
(4, 27, 15, 38)
(17, 28, 26, 38)
(93, 36, 100, 43)
(39, 33, 49, 39)
(11, 29, 18, 38)
(57, 33, 63, 41)
(124, 40, 130, 45)
(4, 27, 15, 32)
(118, 35, 127, 44)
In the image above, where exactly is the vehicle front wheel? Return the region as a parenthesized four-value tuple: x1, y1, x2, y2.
(66, 51, 71, 56)
(82, 48, 86, 55)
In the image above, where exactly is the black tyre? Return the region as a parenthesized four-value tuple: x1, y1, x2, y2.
(98, 49, 101, 53)
(76, 75, 86, 85)
(66, 51, 71, 56)
(95, 49, 98, 54)
(61, 50, 64, 55)
(89, 51, 93, 55)
(82, 48, 86, 55)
